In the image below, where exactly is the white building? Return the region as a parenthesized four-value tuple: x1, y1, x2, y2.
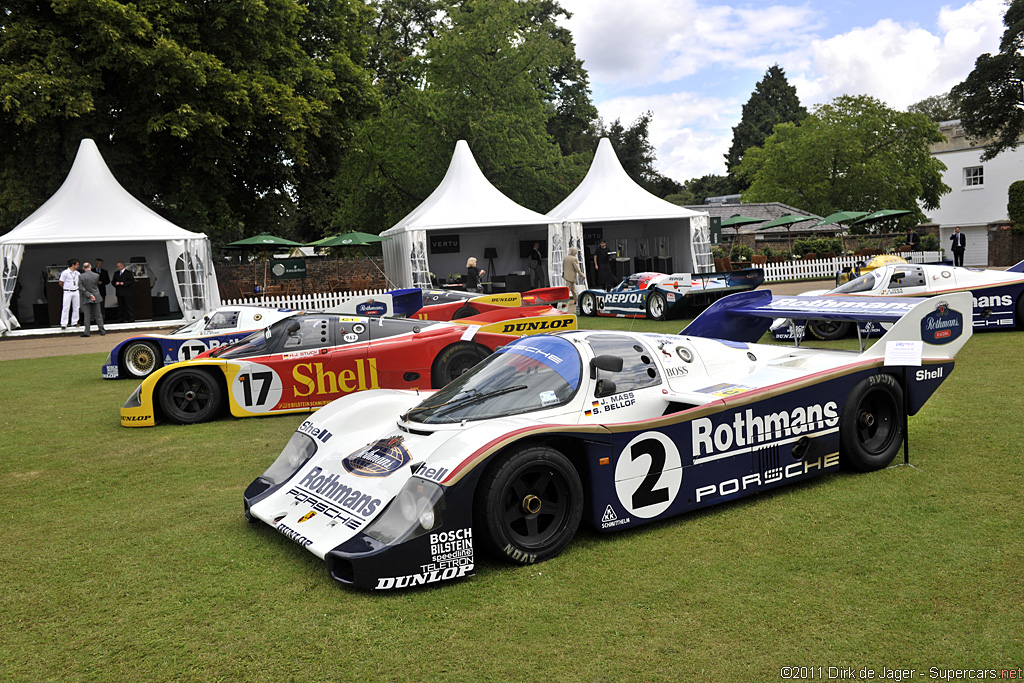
(925, 120, 1024, 266)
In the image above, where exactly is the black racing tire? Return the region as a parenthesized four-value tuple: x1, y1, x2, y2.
(431, 342, 488, 388)
(474, 445, 583, 565)
(158, 369, 224, 424)
(122, 341, 162, 379)
(451, 305, 480, 320)
(1016, 294, 1024, 330)
(579, 292, 597, 316)
(808, 319, 852, 341)
(647, 291, 667, 321)
(840, 374, 903, 472)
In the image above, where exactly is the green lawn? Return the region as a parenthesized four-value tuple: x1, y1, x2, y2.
(1, 323, 1022, 681)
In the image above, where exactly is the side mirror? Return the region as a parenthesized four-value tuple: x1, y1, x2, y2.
(287, 321, 301, 335)
(203, 315, 210, 323)
(590, 354, 624, 379)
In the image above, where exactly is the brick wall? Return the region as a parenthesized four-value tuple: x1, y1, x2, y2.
(988, 227, 1024, 267)
(215, 257, 388, 299)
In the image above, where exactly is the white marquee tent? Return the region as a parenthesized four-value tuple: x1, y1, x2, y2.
(380, 140, 577, 290)
(0, 139, 221, 333)
(546, 137, 712, 278)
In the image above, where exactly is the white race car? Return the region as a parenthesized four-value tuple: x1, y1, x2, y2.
(243, 290, 972, 590)
(772, 260, 1024, 341)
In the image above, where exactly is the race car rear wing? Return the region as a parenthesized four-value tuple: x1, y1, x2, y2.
(683, 290, 974, 358)
(325, 288, 423, 318)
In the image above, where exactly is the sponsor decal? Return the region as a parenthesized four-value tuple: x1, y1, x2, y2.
(772, 323, 806, 340)
(664, 366, 688, 379)
(600, 504, 631, 529)
(695, 454, 840, 502)
(692, 402, 840, 460)
(355, 301, 387, 316)
(343, 436, 411, 478)
(496, 317, 574, 334)
(667, 292, 677, 302)
(282, 348, 321, 360)
(103, 366, 119, 379)
(920, 300, 963, 345)
(292, 359, 379, 398)
(291, 466, 382, 518)
(298, 511, 317, 523)
(602, 292, 645, 305)
(276, 523, 313, 547)
(915, 367, 944, 381)
(296, 420, 333, 443)
(769, 297, 916, 313)
(375, 528, 474, 589)
(540, 390, 559, 406)
(973, 294, 1012, 308)
(416, 465, 449, 483)
(121, 415, 151, 422)
(696, 383, 753, 397)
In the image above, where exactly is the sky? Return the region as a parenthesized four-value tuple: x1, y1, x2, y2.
(556, 0, 1007, 184)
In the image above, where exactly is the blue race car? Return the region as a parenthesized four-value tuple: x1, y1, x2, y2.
(772, 259, 1024, 341)
(578, 269, 764, 320)
(243, 289, 970, 590)
(102, 306, 299, 379)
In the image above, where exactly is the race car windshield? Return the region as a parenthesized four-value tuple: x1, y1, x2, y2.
(217, 324, 274, 358)
(406, 336, 581, 424)
(170, 318, 204, 335)
(832, 270, 881, 294)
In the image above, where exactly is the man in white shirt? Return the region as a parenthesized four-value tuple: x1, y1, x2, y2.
(58, 258, 80, 329)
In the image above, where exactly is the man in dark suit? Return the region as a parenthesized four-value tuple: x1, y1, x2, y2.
(905, 228, 921, 251)
(112, 260, 136, 322)
(94, 258, 110, 308)
(77, 262, 106, 336)
(949, 227, 967, 267)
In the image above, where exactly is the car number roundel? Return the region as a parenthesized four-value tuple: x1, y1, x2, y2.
(178, 339, 209, 362)
(230, 362, 285, 413)
(613, 431, 682, 519)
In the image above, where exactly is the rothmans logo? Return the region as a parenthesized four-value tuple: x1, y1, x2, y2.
(343, 436, 411, 477)
(692, 402, 839, 459)
(920, 300, 963, 345)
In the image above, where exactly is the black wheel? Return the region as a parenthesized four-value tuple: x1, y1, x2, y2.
(158, 370, 224, 424)
(122, 341, 162, 379)
(431, 342, 487, 387)
(840, 374, 903, 472)
(808, 319, 851, 341)
(474, 445, 583, 564)
(579, 292, 597, 316)
(647, 291, 667, 320)
(1016, 294, 1024, 329)
(451, 305, 479, 320)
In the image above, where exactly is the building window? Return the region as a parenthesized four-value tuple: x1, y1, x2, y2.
(964, 166, 984, 187)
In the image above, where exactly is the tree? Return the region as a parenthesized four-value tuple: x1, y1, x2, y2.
(599, 112, 682, 197)
(664, 174, 736, 206)
(332, 0, 590, 233)
(951, 0, 1024, 161)
(736, 95, 949, 225)
(0, 0, 377, 241)
(907, 92, 960, 122)
(725, 65, 807, 186)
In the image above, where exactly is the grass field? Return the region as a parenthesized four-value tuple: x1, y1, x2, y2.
(1, 319, 1022, 682)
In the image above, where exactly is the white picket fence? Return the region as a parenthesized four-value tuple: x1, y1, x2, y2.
(222, 288, 390, 309)
(760, 250, 944, 282)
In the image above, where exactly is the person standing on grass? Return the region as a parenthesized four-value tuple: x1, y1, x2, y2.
(112, 261, 136, 322)
(950, 227, 967, 267)
(562, 247, 584, 301)
(58, 258, 80, 330)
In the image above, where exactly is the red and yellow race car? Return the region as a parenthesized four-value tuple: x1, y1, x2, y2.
(120, 308, 576, 427)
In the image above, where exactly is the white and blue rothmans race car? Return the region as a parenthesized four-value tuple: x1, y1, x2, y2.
(244, 289, 971, 590)
(102, 306, 300, 380)
(773, 259, 1024, 341)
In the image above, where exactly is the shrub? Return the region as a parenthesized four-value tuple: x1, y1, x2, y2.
(920, 234, 941, 252)
(1009, 180, 1024, 235)
(793, 236, 844, 255)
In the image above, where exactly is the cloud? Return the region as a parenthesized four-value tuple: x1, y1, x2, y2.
(595, 91, 738, 181)
(792, 0, 1005, 108)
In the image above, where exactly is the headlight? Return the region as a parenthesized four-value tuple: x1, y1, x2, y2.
(363, 479, 445, 546)
(123, 385, 143, 408)
(261, 432, 318, 485)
